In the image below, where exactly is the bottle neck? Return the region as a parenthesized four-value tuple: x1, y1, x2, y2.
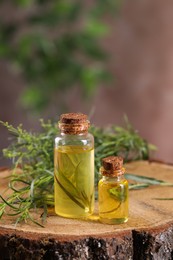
(100, 166, 125, 177)
(102, 174, 125, 182)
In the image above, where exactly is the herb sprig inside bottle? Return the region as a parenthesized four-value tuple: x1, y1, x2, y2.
(54, 113, 94, 219)
(98, 156, 128, 224)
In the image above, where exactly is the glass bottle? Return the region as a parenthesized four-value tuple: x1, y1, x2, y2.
(54, 113, 94, 218)
(98, 156, 128, 224)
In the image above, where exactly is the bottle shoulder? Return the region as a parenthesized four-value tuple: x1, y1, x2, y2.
(55, 132, 94, 147)
(99, 175, 128, 186)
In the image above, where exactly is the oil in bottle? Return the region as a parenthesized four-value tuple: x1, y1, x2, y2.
(54, 113, 94, 218)
(98, 156, 128, 224)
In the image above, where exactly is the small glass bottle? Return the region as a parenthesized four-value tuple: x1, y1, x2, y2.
(54, 113, 94, 218)
(98, 156, 128, 224)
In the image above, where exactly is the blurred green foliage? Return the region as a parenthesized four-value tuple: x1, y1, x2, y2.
(0, 0, 121, 112)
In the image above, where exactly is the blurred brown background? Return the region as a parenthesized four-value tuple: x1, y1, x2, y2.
(1, 0, 173, 164)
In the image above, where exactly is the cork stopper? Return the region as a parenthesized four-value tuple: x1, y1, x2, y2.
(59, 113, 89, 134)
(60, 113, 87, 124)
(101, 156, 124, 176)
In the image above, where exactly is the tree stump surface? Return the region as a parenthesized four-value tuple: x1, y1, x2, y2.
(0, 161, 173, 260)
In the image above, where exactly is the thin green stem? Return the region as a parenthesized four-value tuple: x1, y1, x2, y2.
(54, 174, 86, 210)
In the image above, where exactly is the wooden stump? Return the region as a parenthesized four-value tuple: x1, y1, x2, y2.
(0, 161, 173, 259)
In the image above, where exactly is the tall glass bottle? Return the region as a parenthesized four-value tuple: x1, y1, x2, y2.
(98, 156, 128, 224)
(54, 113, 94, 218)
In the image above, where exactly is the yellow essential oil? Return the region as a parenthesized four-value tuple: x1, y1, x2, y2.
(54, 145, 94, 218)
(98, 156, 129, 224)
(54, 113, 94, 219)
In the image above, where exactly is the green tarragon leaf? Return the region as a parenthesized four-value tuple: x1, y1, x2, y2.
(108, 186, 127, 202)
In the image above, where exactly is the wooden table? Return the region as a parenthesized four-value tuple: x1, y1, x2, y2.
(0, 161, 173, 259)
